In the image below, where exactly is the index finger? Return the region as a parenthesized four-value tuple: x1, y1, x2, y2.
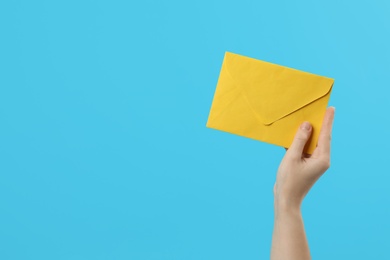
(316, 107, 335, 156)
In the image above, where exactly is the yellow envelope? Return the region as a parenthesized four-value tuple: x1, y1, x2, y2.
(206, 52, 334, 154)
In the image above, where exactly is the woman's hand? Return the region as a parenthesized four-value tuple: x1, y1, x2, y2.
(274, 107, 335, 210)
(271, 107, 335, 260)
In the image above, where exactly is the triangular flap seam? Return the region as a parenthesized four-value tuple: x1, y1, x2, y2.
(224, 55, 334, 125)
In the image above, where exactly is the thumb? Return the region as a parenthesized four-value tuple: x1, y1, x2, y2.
(287, 121, 312, 159)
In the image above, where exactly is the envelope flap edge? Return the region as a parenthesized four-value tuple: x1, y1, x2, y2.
(224, 52, 334, 125)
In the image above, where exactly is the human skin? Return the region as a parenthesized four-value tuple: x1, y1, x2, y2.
(270, 107, 335, 260)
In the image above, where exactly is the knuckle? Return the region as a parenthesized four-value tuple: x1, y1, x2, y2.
(295, 137, 306, 143)
(295, 132, 309, 142)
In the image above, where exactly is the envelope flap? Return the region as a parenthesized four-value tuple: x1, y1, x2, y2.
(224, 52, 334, 125)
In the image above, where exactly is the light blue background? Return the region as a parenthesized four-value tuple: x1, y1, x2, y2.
(0, 0, 389, 259)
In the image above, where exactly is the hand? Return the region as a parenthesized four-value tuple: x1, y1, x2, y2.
(271, 107, 335, 260)
(274, 107, 335, 209)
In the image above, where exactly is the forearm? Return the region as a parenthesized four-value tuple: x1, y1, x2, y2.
(271, 201, 310, 260)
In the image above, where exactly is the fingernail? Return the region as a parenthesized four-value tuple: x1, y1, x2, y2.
(301, 122, 312, 131)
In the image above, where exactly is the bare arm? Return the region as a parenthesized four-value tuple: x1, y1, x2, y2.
(271, 107, 335, 260)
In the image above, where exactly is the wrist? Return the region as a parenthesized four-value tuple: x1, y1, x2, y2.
(274, 194, 302, 216)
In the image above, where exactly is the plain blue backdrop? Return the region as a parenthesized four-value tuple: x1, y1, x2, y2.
(1, 0, 389, 259)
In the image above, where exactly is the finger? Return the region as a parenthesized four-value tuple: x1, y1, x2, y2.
(317, 107, 335, 156)
(287, 121, 313, 160)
